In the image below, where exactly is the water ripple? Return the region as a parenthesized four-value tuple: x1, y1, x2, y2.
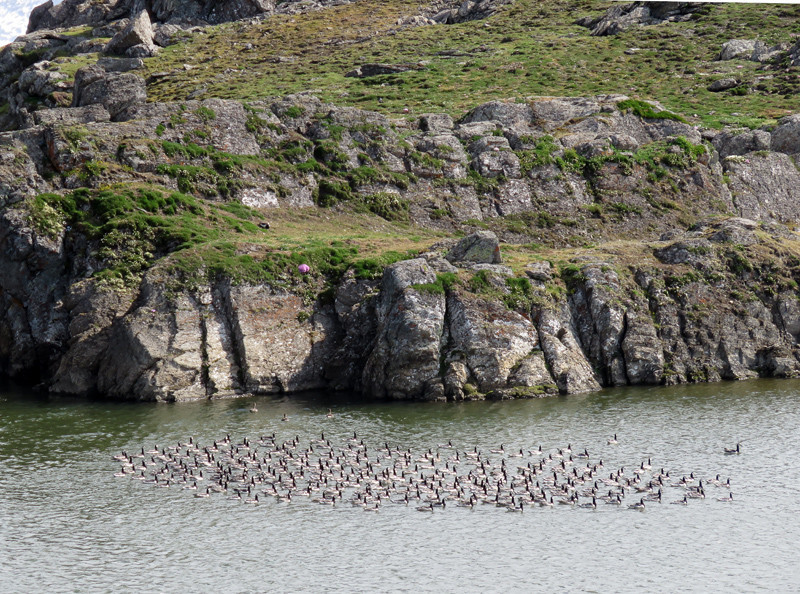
(1, 380, 799, 591)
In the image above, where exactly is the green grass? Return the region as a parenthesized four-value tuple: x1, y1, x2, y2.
(25, 183, 439, 291)
(139, 0, 799, 129)
(411, 272, 458, 295)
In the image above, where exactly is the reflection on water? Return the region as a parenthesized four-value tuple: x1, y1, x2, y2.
(1, 380, 799, 591)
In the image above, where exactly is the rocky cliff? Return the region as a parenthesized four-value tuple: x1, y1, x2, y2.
(2, 0, 800, 401)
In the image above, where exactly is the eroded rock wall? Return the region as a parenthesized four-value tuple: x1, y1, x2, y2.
(1, 95, 800, 400)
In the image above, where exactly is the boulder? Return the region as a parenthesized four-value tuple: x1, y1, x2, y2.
(345, 63, 417, 78)
(27, 0, 281, 34)
(419, 113, 454, 133)
(431, 0, 514, 24)
(28, 0, 130, 35)
(708, 78, 739, 92)
(152, 23, 183, 47)
(525, 261, 552, 282)
(771, 114, 800, 156)
(72, 64, 146, 121)
(27, 1, 55, 33)
(712, 129, 771, 158)
(751, 41, 786, 63)
(718, 39, 786, 63)
(18, 62, 68, 98)
(706, 217, 758, 246)
(105, 9, 156, 56)
(446, 231, 501, 264)
(125, 43, 160, 58)
(718, 39, 757, 61)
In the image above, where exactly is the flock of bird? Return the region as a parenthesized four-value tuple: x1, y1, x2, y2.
(113, 427, 739, 512)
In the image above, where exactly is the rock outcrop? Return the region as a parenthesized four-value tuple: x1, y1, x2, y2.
(718, 39, 790, 64)
(1, 90, 800, 401)
(71, 63, 147, 120)
(429, 0, 515, 24)
(576, 2, 706, 36)
(105, 9, 158, 58)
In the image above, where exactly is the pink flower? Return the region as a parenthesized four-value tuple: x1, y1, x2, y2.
(298, 264, 311, 274)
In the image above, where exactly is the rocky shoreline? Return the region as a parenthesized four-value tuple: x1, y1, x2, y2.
(2, 0, 800, 401)
(2, 91, 799, 401)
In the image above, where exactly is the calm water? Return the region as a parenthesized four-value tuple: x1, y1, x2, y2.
(1, 380, 799, 592)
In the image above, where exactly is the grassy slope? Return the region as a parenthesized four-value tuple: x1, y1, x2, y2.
(140, 0, 800, 129)
(26, 0, 800, 295)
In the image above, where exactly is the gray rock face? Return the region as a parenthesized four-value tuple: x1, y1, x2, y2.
(2, 93, 800, 401)
(362, 259, 446, 400)
(446, 231, 501, 264)
(718, 39, 787, 63)
(536, 308, 601, 394)
(18, 62, 68, 98)
(431, 0, 514, 24)
(621, 309, 664, 385)
(33, 104, 111, 126)
(72, 64, 146, 121)
(345, 64, 417, 78)
(719, 39, 757, 61)
(712, 129, 771, 159)
(525, 261, 552, 282)
(96, 57, 145, 72)
(723, 152, 800, 222)
(570, 265, 628, 386)
(445, 291, 540, 393)
(708, 78, 739, 92)
(771, 115, 800, 156)
(577, 2, 704, 36)
(461, 100, 533, 131)
(473, 149, 520, 179)
(225, 285, 336, 394)
(0, 208, 68, 378)
(104, 9, 155, 55)
(791, 41, 800, 67)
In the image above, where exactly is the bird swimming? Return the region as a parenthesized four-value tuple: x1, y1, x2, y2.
(115, 432, 738, 515)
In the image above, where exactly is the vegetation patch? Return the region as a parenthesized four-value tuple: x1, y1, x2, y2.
(143, 0, 799, 129)
(616, 99, 686, 123)
(412, 272, 459, 295)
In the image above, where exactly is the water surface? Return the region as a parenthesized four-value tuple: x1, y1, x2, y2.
(1, 380, 798, 592)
